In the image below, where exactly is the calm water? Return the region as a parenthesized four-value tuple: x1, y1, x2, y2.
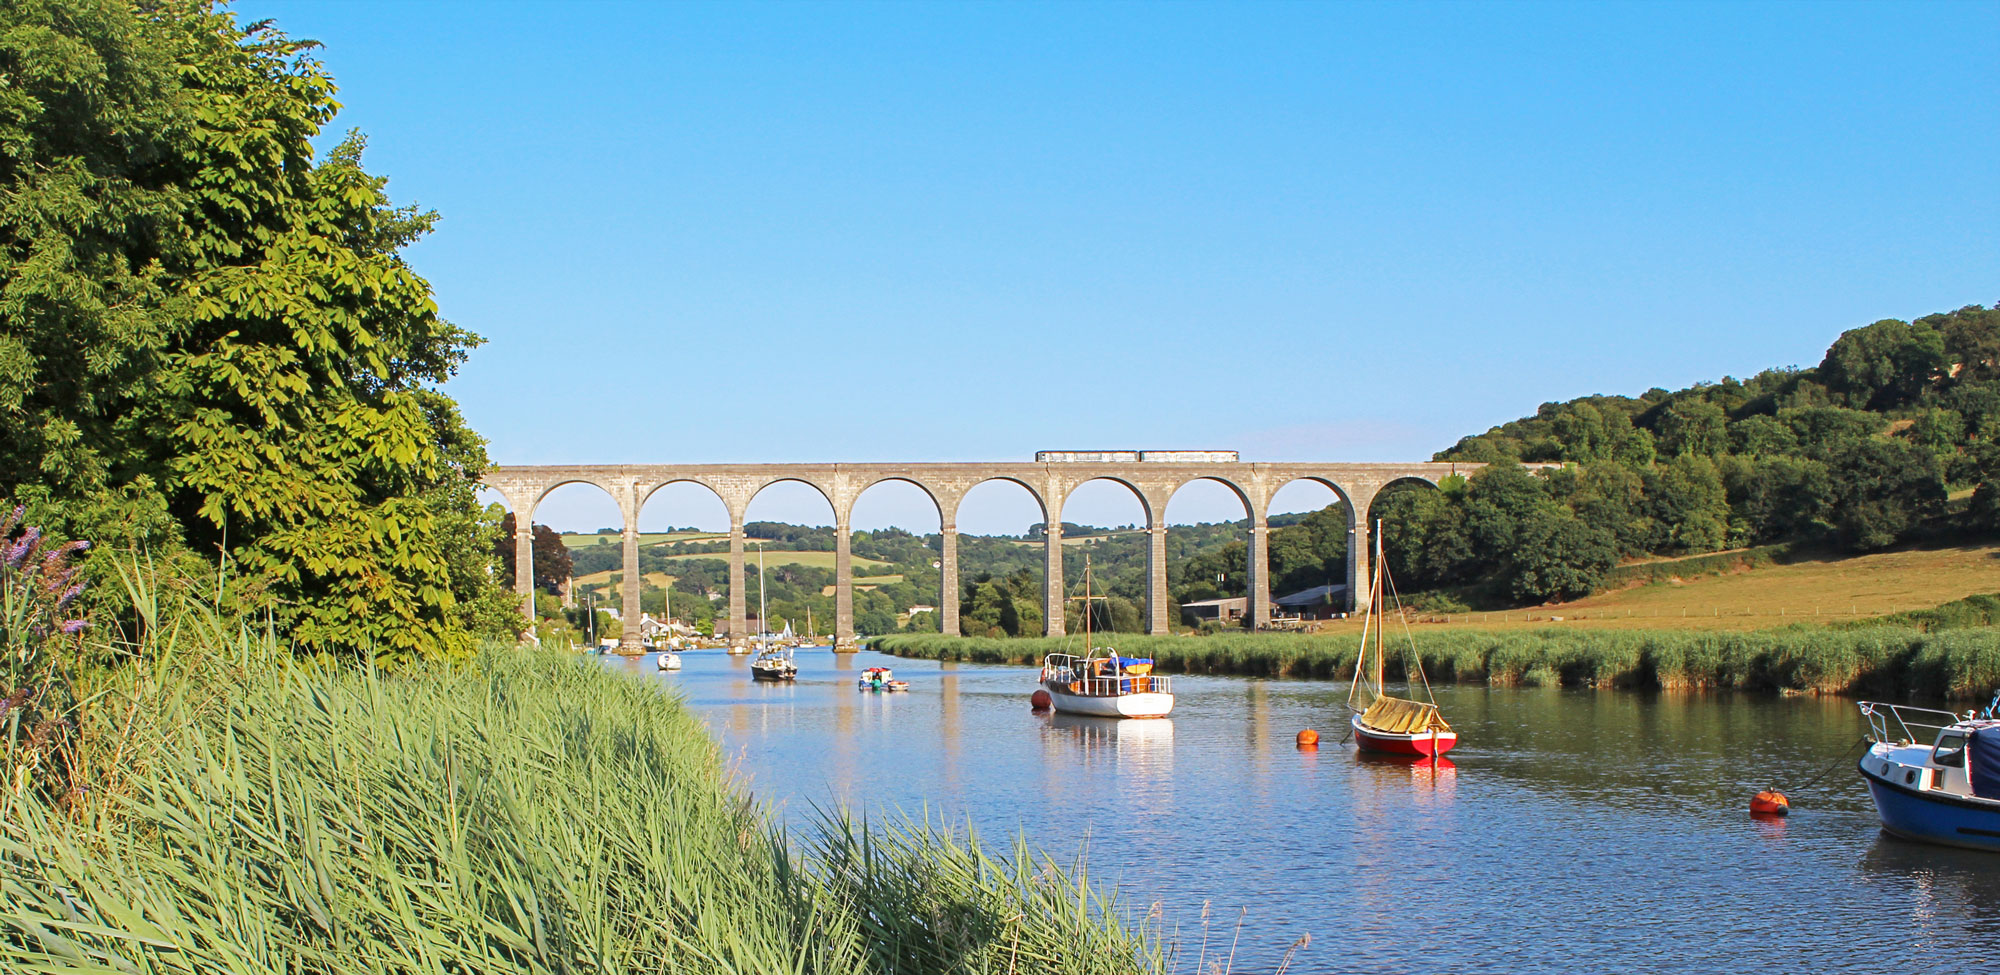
(605, 648, 2000, 974)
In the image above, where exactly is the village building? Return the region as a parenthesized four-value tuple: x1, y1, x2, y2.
(1180, 596, 1248, 623)
(1273, 584, 1350, 621)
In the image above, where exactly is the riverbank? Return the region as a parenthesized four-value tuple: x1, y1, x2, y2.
(2, 629, 1163, 972)
(874, 625, 2000, 700)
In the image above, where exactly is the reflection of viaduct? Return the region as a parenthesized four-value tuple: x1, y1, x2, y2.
(482, 459, 1484, 651)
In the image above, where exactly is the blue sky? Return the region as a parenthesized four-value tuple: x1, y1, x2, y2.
(242, 0, 1997, 535)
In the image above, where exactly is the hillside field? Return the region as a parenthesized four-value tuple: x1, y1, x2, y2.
(1323, 541, 2000, 633)
(571, 569, 676, 590)
(658, 549, 893, 571)
(560, 531, 729, 550)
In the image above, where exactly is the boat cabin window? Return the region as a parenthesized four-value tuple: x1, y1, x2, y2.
(1933, 730, 1968, 768)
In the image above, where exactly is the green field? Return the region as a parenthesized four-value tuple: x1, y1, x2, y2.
(571, 569, 676, 589)
(1320, 540, 2000, 633)
(559, 530, 729, 549)
(660, 549, 892, 571)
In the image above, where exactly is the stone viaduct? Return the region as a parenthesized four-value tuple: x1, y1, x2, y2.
(480, 455, 1487, 652)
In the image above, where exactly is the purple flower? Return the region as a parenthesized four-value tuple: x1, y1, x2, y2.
(56, 582, 86, 610)
(0, 505, 21, 538)
(40, 566, 77, 599)
(59, 619, 87, 635)
(6, 527, 41, 569)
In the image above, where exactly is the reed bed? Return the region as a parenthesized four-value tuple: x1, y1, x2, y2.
(1, 593, 1166, 973)
(874, 626, 2000, 701)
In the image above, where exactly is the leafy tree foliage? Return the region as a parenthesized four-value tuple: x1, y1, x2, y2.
(495, 513, 573, 593)
(0, 2, 508, 662)
(1507, 507, 1616, 603)
(1819, 319, 1949, 409)
(1413, 302, 1999, 605)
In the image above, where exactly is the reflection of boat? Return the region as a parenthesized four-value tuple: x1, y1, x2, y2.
(858, 666, 909, 691)
(1048, 711, 1176, 746)
(1347, 523, 1456, 757)
(1857, 698, 2000, 852)
(1037, 557, 1173, 718)
(657, 651, 681, 671)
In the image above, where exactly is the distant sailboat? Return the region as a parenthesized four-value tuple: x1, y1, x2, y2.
(750, 544, 796, 681)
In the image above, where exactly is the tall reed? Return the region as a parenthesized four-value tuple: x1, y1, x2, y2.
(873, 626, 2000, 701)
(1, 566, 1167, 975)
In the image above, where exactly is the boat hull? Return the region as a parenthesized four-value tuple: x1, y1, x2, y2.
(1861, 761, 2000, 852)
(1351, 713, 1458, 756)
(1042, 683, 1173, 718)
(750, 667, 795, 682)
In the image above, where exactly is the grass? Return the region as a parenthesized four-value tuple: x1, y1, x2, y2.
(0, 574, 1167, 974)
(560, 530, 729, 548)
(1350, 540, 2000, 632)
(572, 568, 676, 589)
(662, 549, 893, 571)
(873, 625, 2000, 701)
(818, 575, 907, 596)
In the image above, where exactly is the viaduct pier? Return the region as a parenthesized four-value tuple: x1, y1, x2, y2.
(482, 453, 1484, 652)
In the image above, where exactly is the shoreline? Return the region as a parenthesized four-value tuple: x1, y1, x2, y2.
(873, 626, 2000, 701)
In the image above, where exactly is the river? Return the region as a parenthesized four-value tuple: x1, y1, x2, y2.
(605, 647, 2000, 973)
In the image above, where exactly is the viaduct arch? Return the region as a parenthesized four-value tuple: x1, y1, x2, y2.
(481, 457, 1486, 651)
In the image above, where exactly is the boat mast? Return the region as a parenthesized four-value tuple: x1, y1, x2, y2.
(1082, 553, 1092, 650)
(757, 543, 767, 647)
(1374, 521, 1385, 694)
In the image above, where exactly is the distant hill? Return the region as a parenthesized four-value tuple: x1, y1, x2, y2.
(1371, 303, 1999, 606)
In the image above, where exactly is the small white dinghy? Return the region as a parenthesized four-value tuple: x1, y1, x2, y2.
(657, 651, 681, 671)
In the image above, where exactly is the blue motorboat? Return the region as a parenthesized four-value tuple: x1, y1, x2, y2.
(1858, 697, 2000, 852)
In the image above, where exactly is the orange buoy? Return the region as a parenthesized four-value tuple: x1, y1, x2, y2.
(1030, 689, 1052, 710)
(1296, 729, 1320, 747)
(1750, 789, 1790, 816)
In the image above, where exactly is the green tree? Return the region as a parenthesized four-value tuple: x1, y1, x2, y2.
(1463, 461, 1546, 556)
(1822, 438, 1946, 550)
(1729, 414, 1800, 456)
(1783, 406, 1883, 458)
(1724, 454, 1832, 544)
(1923, 304, 2000, 382)
(1655, 398, 1728, 458)
(1507, 507, 1616, 603)
(1641, 455, 1729, 553)
(1377, 477, 1476, 589)
(0, 1, 505, 663)
(1818, 318, 1949, 409)
(495, 512, 574, 593)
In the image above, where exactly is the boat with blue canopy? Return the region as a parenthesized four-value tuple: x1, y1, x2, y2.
(1857, 694, 2000, 852)
(1036, 557, 1173, 718)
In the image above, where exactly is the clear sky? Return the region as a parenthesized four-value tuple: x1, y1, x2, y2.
(240, 0, 1997, 535)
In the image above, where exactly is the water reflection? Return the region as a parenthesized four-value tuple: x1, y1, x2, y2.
(639, 648, 2000, 974)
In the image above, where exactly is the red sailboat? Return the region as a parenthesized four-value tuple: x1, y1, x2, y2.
(1348, 522, 1457, 757)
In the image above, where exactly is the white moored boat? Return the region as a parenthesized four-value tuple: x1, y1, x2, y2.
(1038, 650, 1174, 717)
(1035, 555, 1173, 718)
